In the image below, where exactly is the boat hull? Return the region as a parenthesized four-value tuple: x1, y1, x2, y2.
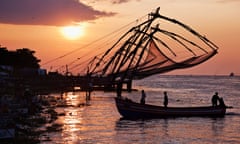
(115, 98, 226, 119)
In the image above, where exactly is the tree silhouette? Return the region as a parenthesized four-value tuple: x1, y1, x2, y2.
(0, 47, 40, 68)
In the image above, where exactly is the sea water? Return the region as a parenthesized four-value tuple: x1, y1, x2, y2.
(41, 75, 240, 144)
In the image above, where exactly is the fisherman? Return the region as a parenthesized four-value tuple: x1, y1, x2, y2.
(86, 72, 93, 101)
(86, 82, 93, 101)
(211, 92, 220, 107)
(140, 90, 146, 104)
(219, 97, 226, 107)
(163, 91, 168, 107)
(116, 82, 123, 98)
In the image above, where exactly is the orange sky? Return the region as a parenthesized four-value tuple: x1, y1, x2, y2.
(0, 0, 239, 75)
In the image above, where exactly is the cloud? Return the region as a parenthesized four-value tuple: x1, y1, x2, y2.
(0, 0, 116, 26)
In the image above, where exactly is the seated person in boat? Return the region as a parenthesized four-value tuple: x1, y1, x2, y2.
(211, 92, 226, 107)
(163, 91, 168, 107)
(140, 90, 146, 104)
(219, 97, 226, 107)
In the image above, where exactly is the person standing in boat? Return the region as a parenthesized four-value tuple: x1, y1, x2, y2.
(140, 90, 146, 104)
(211, 92, 220, 107)
(163, 91, 168, 107)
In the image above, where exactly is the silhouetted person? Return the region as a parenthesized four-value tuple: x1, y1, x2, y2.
(140, 90, 146, 104)
(86, 82, 92, 101)
(116, 82, 123, 98)
(86, 72, 92, 101)
(163, 91, 168, 107)
(219, 97, 226, 107)
(212, 92, 220, 107)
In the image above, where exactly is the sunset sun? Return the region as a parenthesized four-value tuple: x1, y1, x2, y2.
(61, 25, 84, 40)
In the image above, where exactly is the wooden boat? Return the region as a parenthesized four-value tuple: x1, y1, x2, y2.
(115, 98, 227, 119)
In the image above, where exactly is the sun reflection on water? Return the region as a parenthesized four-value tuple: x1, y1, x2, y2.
(59, 92, 85, 143)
